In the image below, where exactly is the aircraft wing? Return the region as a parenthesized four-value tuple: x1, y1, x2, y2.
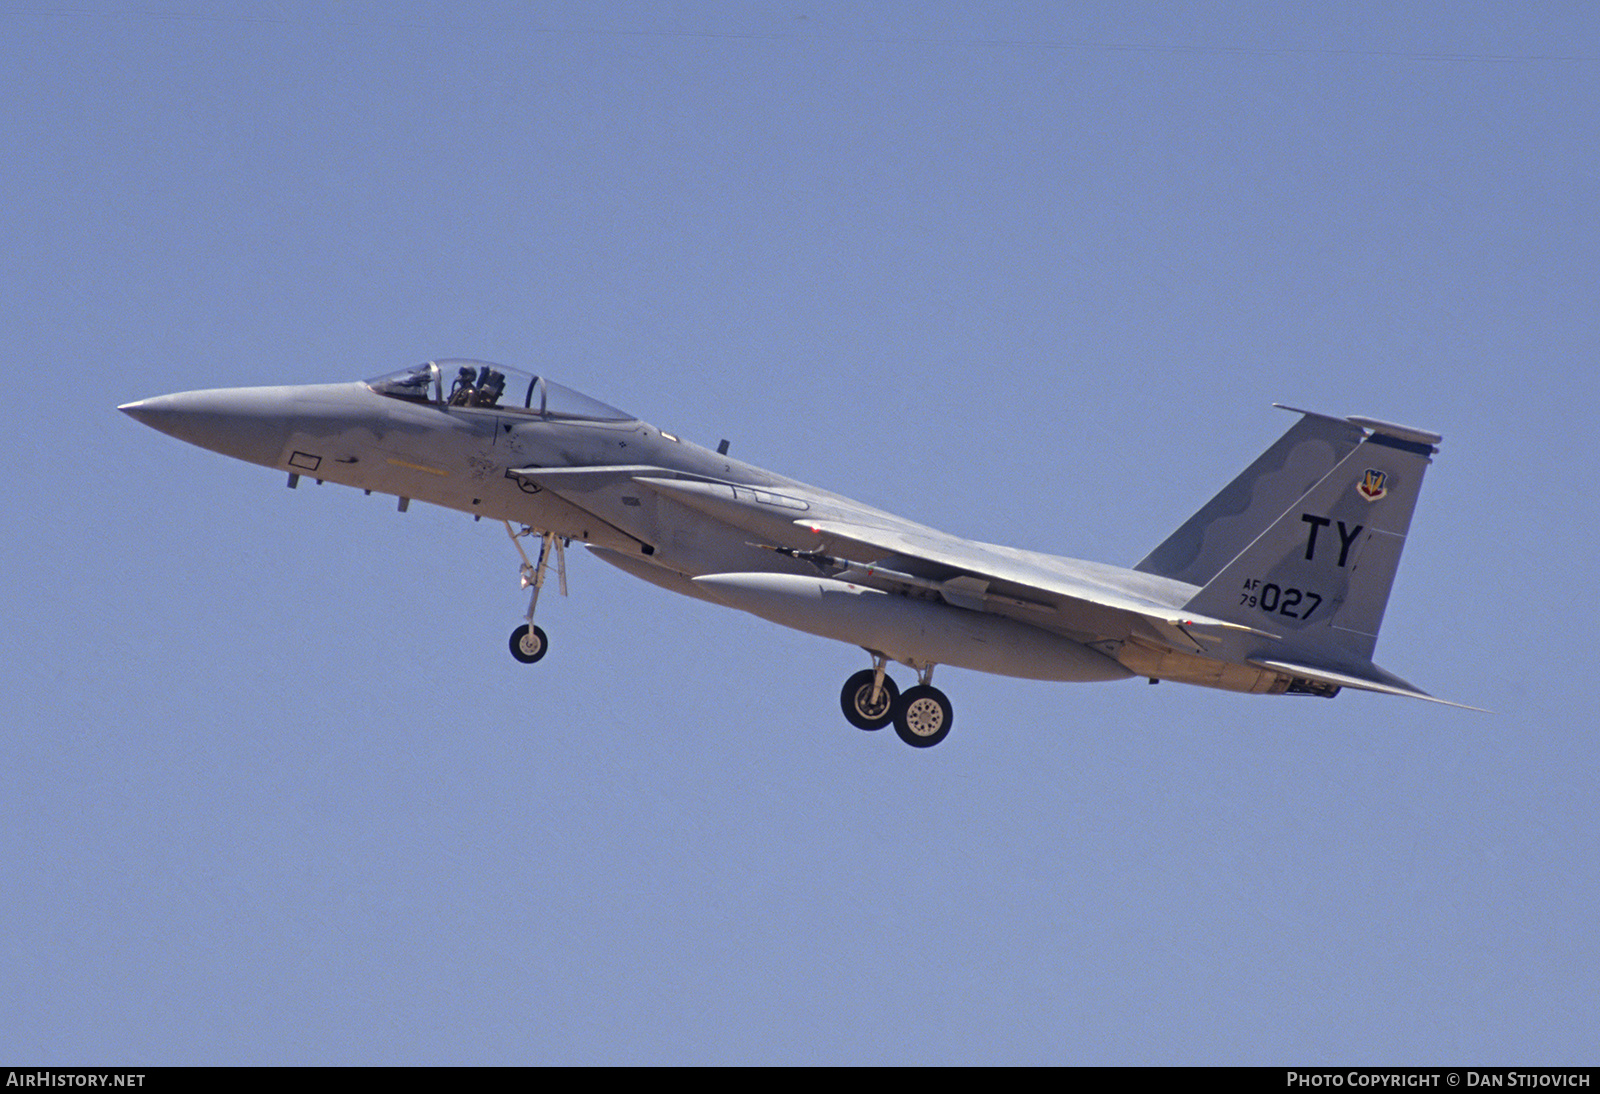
(513, 469, 1282, 663)
(797, 517, 1274, 656)
(798, 517, 1483, 709)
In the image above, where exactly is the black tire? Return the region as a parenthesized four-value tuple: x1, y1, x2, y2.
(840, 669, 899, 730)
(509, 623, 548, 664)
(893, 684, 952, 748)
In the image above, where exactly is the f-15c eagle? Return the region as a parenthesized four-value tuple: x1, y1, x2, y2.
(122, 360, 1473, 748)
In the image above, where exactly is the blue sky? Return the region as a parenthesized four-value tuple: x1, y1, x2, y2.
(4, 1, 1596, 1064)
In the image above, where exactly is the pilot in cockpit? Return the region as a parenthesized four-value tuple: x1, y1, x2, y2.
(448, 366, 477, 406)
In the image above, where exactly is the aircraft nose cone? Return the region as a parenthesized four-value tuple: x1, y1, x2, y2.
(117, 396, 181, 430)
(119, 388, 300, 468)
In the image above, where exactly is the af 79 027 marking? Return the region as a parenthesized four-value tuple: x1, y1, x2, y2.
(1240, 579, 1323, 620)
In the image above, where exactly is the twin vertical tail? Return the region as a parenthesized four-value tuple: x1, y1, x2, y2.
(1140, 407, 1472, 707)
(1182, 409, 1440, 666)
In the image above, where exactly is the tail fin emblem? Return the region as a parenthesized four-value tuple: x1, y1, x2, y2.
(1357, 468, 1388, 501)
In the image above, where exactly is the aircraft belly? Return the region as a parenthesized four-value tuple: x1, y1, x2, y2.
(694, 573, 1132, 682)
(587, 547, 732, 604)
(1111, 643, 1291, 695)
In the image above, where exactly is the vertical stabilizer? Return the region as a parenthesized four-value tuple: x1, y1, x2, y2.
(1182, 416, 1441, 664)
(1136, 408, 1366, 587)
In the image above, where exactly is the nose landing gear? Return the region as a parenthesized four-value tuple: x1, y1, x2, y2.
(504, 521, 566, 665)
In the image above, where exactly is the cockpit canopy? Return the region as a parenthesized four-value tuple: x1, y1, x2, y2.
(366, 360, 635, 422)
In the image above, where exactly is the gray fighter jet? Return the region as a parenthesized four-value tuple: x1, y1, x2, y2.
(121, 359, 1471, 748)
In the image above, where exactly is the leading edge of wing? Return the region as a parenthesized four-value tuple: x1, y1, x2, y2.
(799, 517, 1278, 652)
(1250, 658, 1490, 712)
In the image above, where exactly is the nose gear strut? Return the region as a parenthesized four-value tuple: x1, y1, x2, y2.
(504, 521, 567, 663)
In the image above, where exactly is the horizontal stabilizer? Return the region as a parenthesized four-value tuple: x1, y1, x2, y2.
(1250, 658, 1488, 712)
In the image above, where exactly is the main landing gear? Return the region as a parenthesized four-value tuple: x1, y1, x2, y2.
(840, 655, 953, 748)
(504, 521, 566, 665)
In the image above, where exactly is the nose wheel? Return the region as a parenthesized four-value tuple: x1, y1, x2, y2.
(839, 659, 953, 747)
(510, 623, 548, 664)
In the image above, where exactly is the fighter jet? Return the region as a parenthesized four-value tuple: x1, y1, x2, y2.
(121, 359, 1471, 748)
